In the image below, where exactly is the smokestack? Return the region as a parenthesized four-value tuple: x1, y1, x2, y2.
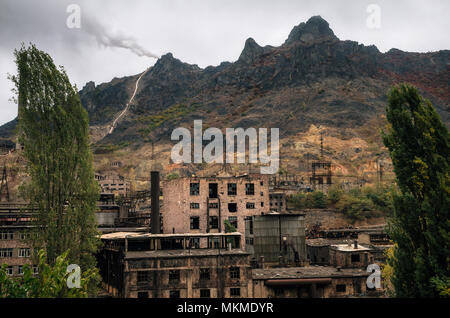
(150, 171, 161, 234)
(354, 240, 358, 249)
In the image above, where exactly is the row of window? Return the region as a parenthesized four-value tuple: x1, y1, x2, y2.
(190, 216, 238, 230)
(270, 202, 283, 206)
(0, 248, 31, 258)
(138, 287, 241, 298)
(1, 265, 38, 275)
(0, 231, 29, 240)
(190, 182, 263, 196)
(190, 202, 264, 211)
(137, 267, 241, 284)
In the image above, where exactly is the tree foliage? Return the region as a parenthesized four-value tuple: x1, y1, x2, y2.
(9, 44, 100, 284)
(382, 83, 450, 297)
(0, 250, 98, 298)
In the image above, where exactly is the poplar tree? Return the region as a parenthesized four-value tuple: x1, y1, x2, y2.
(10, 44, 100, 274)
(382, 83, 449, 297)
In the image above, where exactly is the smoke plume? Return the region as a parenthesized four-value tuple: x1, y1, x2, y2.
(83, 18, 159, 59)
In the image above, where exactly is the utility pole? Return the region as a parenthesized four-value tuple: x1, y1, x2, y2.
(320, 131, 324, 159)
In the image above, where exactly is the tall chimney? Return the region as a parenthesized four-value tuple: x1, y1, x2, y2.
(150, 171, 161, 234)
(354, 240, 358, 249)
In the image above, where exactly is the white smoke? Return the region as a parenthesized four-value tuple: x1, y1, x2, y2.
(83, 18, 159, 59)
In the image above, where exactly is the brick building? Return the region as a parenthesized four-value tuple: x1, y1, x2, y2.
(162, 174, 269, 247)
(0, 203, 36, 276)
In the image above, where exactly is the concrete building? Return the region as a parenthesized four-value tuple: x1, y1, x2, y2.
(96, 193, 121, 227)
(162, 174, 269, 247)
(245, 213, 306, 267)
(306, 238, 346, 266)
(329, 241, 373, 269)
(252, 266, 369, 298)
(98, 232, 252, 298)
(97, 174, 131, 197)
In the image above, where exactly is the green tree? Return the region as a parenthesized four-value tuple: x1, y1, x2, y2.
(382, 83, 449, 297)
(0, 250, 98, 298)
(9, 44, 100, 287)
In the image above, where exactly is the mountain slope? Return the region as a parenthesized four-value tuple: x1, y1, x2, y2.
(1, 16, 449, 180)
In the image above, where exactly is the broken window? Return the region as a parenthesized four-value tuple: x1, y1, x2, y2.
(208, 237, 220, 248)
(169, 270, 180, 282)
(0, 248, 13, 257)
(227, 183, 237, 195)
(190, 183, 200, 196)
(170, 290, 180, 298)
(228, 203, 237, 212)
(245, 183, 255, 195)
(138, 292, 149, 298)
(190, 216, 200, 230)
(200, 289, 211, 298)
(230, 267, 240, 279)
(261, 202, 264, 207)
(0, 231, 14, 240)
(228, 216, 238, 229)
(275, 288, 284, 297)
(209, 183, 218, 198)
(189, 238, 200, 249)
(246, 202, 255, 209)
(137, 271, 151, 284)
(336, 284, 346, 292)
(209, 216, 219, 229)
(230, 288, 241, 297)
(200, 268, 210, 280)
(351, 254, 361, 263)
(190, 202, 200, 209)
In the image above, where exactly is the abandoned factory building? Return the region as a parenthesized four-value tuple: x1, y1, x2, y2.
(98, 232, 252, 298)
(162, 174, 269, 247)
(252, 266, 369, 298)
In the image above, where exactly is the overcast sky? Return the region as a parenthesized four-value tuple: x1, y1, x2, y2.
(0, 0, 449, 126)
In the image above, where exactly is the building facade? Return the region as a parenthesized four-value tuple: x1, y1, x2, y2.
(0, 203, 36, 276)
(98, 232, 252, 298)
(252, 267, 369, 298)
(162, 174, 269, 247)
(245, 213, 306, 266)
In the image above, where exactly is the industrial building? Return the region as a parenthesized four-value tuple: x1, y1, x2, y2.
(98, 231, 252, 298)
(0, 202, 37, 276)
(252, 266, 369, 298)
(96, 173, 131, 197)
(245, 213, 306, 267)
(329, 241, 373, 269)
(162, 173, 269, 247)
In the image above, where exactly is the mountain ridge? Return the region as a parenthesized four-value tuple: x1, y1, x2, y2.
(1, 16, 449, 179)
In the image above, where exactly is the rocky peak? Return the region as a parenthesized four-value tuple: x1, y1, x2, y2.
(152, 52, 201, 75)
(284, 15, 338, 45)
(81, 81, 96, 93)
(238, 37, 273, 64)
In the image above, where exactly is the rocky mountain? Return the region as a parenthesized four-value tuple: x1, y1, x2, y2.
(2, 16, 449, 181)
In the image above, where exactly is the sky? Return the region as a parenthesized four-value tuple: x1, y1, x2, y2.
(0, 0, 449, 126)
